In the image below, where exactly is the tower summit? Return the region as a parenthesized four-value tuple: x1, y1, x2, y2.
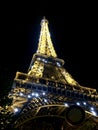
(37, 16, 57, 57)
(6, 17, 98, 129)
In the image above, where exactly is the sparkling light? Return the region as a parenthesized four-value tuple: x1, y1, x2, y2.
(83, 102, 86, 105)
(19, 92, 23, 96)
(32, 92, 35, 96)
(91, 110, 97, 116)
(91, 107, 94, 111)
(42, 92, 45, 95)
(14, 108, 19, 112)
(28, 95, 31, 98)
(76, 102, 80, 106)
(35, 93, 39, 97)
(44, 99, 47, 102)
(56, 62, 61, 67)
(64, 103, 69, 107)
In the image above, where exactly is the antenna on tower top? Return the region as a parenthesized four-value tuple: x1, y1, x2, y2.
(43, 16, 46, 20)
(41, 16, 48, 25)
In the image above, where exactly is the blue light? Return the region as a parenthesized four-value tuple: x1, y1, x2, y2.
(35, 93, 39, 97)
(19, 92, 23, 96)
(28, 95, 31, 98)
(83, 102, 86, 105)
(44, 99, 47, 102)
(76, 102, 80, 106)
(42, 92, 45, 95)
(14, 108, 19, 113)
(91, 110, 97, 116)
(64, 103, 69, 107)
(91, 107, 94, 111)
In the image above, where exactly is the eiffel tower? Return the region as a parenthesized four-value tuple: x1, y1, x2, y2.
(8, 17, 98, 129)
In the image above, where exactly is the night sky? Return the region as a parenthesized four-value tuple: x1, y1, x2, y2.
(0, 2, 98, 95)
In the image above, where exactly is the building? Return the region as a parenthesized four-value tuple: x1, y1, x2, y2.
(8, 17, 98, 129)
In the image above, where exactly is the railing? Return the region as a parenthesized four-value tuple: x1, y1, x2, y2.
(14, 71, 97, 96)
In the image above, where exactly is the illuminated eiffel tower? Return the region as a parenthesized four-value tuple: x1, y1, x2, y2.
(9, 17, 98, 129)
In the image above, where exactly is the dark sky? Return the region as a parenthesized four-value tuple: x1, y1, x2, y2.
(0, 2, 98, 93)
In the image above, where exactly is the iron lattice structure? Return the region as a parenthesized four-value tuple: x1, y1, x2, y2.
(8, 17, 98, 129)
